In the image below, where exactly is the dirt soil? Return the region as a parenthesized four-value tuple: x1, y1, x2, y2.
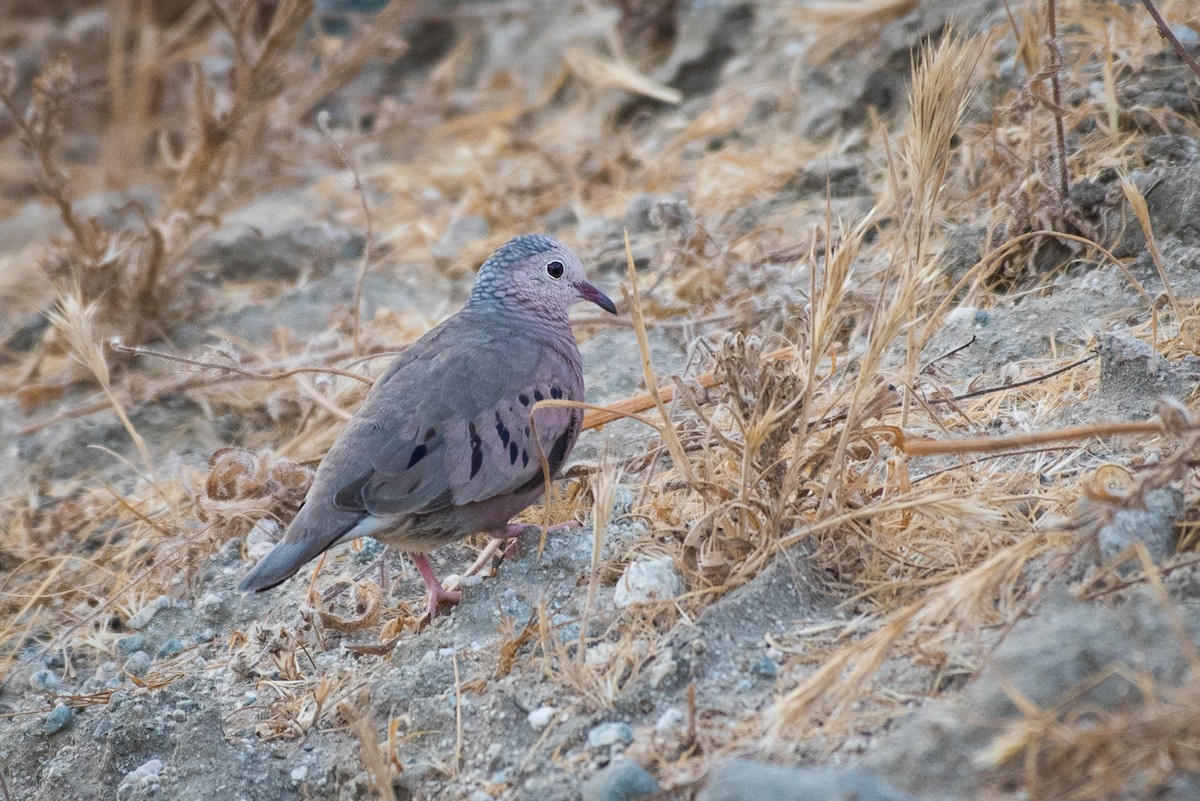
(4, 1, 1200, 800)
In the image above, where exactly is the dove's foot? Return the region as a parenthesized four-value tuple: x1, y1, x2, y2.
(410, 552, 462, 620)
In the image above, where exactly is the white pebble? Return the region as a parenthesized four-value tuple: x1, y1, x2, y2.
(126, 596, 171, 630)
(585, 642, 616, 668)
(246, 519, 281, 560)
(613, 557, 682, 607)
(290, 765, 309, 782)
(655, 707, 685, 734)
(527, 705, 557, 730)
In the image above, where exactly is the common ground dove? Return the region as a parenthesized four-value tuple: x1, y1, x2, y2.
(239, 235, 616, 619)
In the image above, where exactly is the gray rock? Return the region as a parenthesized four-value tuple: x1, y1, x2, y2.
(587, 721, 635, 749)
(156, 638, 185, 659)
(29, 669, 60, 692)
(431, 215, 490, 265)
(183, 189, 362, 282)
(351, 535, 386, 565)
(41, 703, 74, 736)
(115, 634, 145, 656)
(1140, 134, 1199, 165)
(123, 651, 152, 678)
(868, 585, 1200, 796)
(623, 194, 661, 235)
(1161, 775, 1200, 801)
(1170, 24, 1199, 49)
(699, 760, 916, 801)
(583, 758, 660, 801)
(1097, 487, 1182, 563)
(126, 596, 171, 630)
(750, 655, 777, 680)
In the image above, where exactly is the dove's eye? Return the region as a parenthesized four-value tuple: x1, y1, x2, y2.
(546, 260, 565, 279)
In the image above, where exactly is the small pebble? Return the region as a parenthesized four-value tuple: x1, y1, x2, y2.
(29, 669, 60, 692)
(119, 758, 163, 794)
(197, 592, 223, 612)
(124, 651, 152, 677)
(585, 642, 616, 668)
(751, 656, 778, 679)
(527, 705, 556, 730)
(1171, 24, 1199, 49)
(583, 758, 661, 801)
(291, 765, 309, 782)
(116, 634, 146, 656)
(611, 485, 635, 518)
(654, 708, 684, 735)
(460, 574, 483, 588)
(42, 703, 73, 735)
(350, 535, 385, 565)
(245, 519, 281, 560)
(432, 215, 490, 265)
(587, 722, 635, 749)
(126, 595, 170, 630)
(157, 638, 185, 659)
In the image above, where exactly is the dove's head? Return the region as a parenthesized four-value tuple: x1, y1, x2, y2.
(468, 235, 617, 319)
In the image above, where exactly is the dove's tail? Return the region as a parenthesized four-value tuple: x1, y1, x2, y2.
(239, 506, 365, 592)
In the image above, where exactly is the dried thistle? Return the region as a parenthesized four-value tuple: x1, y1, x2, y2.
(197, 447, 313, 536)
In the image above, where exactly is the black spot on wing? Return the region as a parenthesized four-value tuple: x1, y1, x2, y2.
(334, 470, 373, 511)
(469, 422, 483, 479)
(494, 412, 510, 447)
(407, 443, 428, 468)
(424, 427, 437, 442)
(547, 429, 572, 475)
(522, 450, 529, 468)
(509, 441, 519, 465)
(550, 386, 563, 399)
(519, 393, 530, 406)
(533, 389, 544, 402)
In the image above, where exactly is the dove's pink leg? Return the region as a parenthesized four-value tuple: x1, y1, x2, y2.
(410, 553, 461, 620)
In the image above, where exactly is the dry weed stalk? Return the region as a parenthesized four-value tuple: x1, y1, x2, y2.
(896, 29, 979, 423)
(45, 294, 158, 486)
(1, 0, 315, 345)
(353, 708, 400, 801)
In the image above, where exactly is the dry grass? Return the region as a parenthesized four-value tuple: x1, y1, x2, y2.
(3, 0, 1200, 797)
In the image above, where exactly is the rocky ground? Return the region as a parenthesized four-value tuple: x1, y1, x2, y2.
(4, 1, 1200, 800)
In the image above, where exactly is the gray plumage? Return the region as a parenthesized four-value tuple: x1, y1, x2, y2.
(240, 235, 616, 617)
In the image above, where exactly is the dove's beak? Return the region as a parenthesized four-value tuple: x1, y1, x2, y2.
(576, 281, 618, 315)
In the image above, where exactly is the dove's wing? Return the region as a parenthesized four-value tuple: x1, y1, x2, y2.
(330, 312, 583, 517)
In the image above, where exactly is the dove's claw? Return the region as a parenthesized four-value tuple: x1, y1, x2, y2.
(411, 553, 462, 620)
